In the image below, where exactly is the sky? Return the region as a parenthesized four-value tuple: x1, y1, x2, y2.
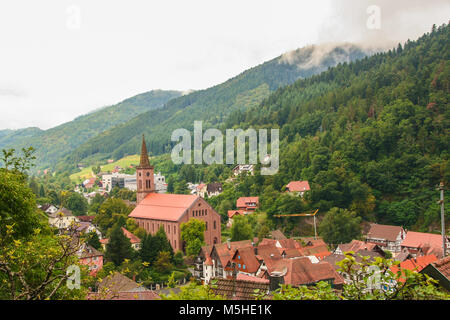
(0, 0, 449, 130)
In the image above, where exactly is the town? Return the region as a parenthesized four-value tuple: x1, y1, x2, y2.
(29, 136, 449, 300)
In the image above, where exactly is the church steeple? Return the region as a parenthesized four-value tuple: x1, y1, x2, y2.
(139, 134, 152, 168)
(136, 134, 154, 204)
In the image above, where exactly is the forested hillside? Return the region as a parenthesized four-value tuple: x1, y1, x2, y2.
(220, 23, 449, 231)
(61, 44, 370, 170)
(0, 90, 182, 170)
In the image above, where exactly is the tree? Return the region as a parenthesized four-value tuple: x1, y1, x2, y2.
(105, 224, 133, 266)
(0, 170, 41, 239)
(0, 224, 89, 300)
(230, 215, 253, 241)
(61, 191, 88, 216)
(140, 233, 160, 265)
(180, 219, 206, 256)
(154, 251, 173, 274)
(86, 231, 102, 250)
(318, 207, 362, 246)
(94, 198, 132, 233)
(155, 226, 174, 260)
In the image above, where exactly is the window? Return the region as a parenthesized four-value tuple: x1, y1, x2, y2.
(214, 220, 216, 229)
(205, 209, 207, 216)
(238, 264, 241, 268)
(146, 172, 150, 177)
(243, 265, 246, 270)
(238, 255, 240, 259)
(205, 222, 208, 230)
(174, 226, 176, 234)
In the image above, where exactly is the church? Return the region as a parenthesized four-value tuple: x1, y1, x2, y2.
(129, 136, 222, 252)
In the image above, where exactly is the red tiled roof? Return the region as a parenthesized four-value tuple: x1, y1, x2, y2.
(121, 227, 141, 244)
(128, 193, 198, 221)
(227, 210, 245, 219)
(338, 240, 379, 253)
(236, 273, 269, 283)
(401, 231, 447, 251)
(77, 215, 95, 223)
(236, 197, 259, 208)
(366, 223, 404, 242)
(431, 255, 450, 278)
(231, 246, 261, 273)
(213, 240, 253, 268)
(391, 255, 439, 283)
(270, 257, 344, 286)
(286, 181, 310, 192)
(314, 251, 332, 260)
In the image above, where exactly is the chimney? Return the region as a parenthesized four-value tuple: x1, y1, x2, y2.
(268, 271, 285, 292)
(227, 239, 231, 250)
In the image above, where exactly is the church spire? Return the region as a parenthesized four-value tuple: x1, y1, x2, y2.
(139, 134, 152, 168)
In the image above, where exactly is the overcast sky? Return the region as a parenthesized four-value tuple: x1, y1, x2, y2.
(0, 0, 448, 130)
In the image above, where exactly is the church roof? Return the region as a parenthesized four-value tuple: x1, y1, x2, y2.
(138, 135, 152, 168)
(128, 193, 199, 221)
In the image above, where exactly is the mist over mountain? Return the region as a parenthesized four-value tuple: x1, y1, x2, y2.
(59, 42, 372, 172)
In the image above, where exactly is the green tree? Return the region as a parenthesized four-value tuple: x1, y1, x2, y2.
(318, 207, 362, 246)
(105, 224, 133, 266)
(180, 219, 206, 256)
(154, 251, 173, 274)
(94, 198, 132, 233)
(86, 231, 102, 250)
(230, 215, 253, 241)
(61, 191, 88, 216)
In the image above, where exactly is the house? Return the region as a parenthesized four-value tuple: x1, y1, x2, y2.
(270, 230, 287, 240)
(226, 210, 245, 228)
(47, 208, 79, 229)
(334, 240, 385, 257)
(365, 223, 406, 253)
(390, 254, 438, 280)
(88, 272, 160, 300)
(206, 182, 223, 197)
(199, 240, 253, 283)
(75, 221, 102, 238)
(196, 183, 207, 197)
(226, 246, 262, 277)
(197, 237, 334, 287)
(236, 197, 259, 212)
(38, 204, 59, 215)
(154, 172, 167, 194)
(299, 238, 331, 260)
(286, 180, 310, 197)
(77, 244, 103, 276)
(129, 136, 222, 252)
(261, 257, 344, 290)
(420, 256, 450, 291)
(77, 215, 95, 223)
(210, 277, 269, 300)
(401, 231, 450, 258)
(232, 164, 254, 176)
(100, 227, 141, 251)
(102, 173, 137, 192)
(83, 177, 97, 190)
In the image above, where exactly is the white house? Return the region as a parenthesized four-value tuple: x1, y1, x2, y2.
(48, 208, 79, 229)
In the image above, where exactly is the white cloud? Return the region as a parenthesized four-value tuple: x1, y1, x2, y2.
(0, 0, 447, 130)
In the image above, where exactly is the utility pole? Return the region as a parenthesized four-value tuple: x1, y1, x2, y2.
(438, 182, 446, 257)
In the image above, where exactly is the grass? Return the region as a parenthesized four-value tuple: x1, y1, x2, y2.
(69, 154, 150, 183)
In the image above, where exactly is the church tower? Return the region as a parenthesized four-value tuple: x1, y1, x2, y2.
(136, 135, 154, 204)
